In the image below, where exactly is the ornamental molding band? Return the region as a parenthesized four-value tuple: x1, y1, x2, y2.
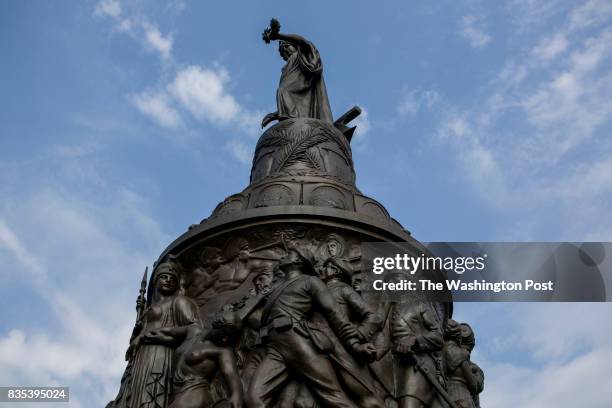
(107, 18, 484, 408)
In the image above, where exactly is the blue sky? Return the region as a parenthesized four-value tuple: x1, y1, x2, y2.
(1, 0, 612, 406)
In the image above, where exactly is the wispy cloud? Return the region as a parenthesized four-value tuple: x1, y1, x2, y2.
(142, 21, 173, 60)
(505, 0, 567, 31)
(131, 89, 183, 129)
(0, 220, 44, 277)
(227, 139, 253, 164)
(532, 32, 569, 62)
(96, 1, 261, 162)
(435, 2, 612, 239)
(349, 106, 371, 152)
(397, 89, 439, 116)
(129, 64, 261, 138)
(460, 303, 612, 407)
(94, 0, 121, 19)
(459, 14, 491, 48)
(0, 194, 159, 404)
(485, 346, 612, 407)
(94, 0, 174, 61)
(568, 0, 612, 32)
(0, 145, 170, 405)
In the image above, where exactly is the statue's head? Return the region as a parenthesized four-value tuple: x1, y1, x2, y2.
(279, 41, 296, 61)
(324, 234, 346, 258)
(459, 322, 475, 351)
(154, 261, 181, 296)
(279, 245, 315, 275)
(321, 257, 352, 283)
(201, 247, 224, 269)
(253, 270, 273, 294)
(328, 240, 339, 257)
(445, 319, 462, 343)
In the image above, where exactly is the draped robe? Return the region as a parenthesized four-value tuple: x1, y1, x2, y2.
(276, 40, 333, 123)
(108, 295, 200, 408)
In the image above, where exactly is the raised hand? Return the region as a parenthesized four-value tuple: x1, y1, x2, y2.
(262, 18, 281, 44)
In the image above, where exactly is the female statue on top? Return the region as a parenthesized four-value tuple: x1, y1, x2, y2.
(261, 18, 333, 128)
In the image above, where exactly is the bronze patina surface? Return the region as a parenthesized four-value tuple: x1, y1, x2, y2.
(107, 18, 484, 408)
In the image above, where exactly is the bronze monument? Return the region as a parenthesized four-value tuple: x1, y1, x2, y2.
(107, 18, 484, 408)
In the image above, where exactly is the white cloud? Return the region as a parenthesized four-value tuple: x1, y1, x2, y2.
(459, 14, 491, 48)
(94, 0, 121, 18)
(505, 0, 579, 34)
(170, 65, 241, 124)
(95, 1, 173, 61)
(129, 64, 262, 155)
(397, 92, 420, 116)
(0, 202, 144, 404)
(142, 21, 173, 60)
(227, 139, 253, 165)
(131, 90, 183, 129)
(568, 0, 612, 32)
(237, 109, 265, 137)
(0, 219, 44, 277)
(483, 346, 612, 407)
(0, 145, 170, 405)
(436, 113, 512, 206)
(508, 0, 612, 35)
(433, 2, 612, 239)
(533, 32, 569, 61)
(397, 89, 439, 116)
(347, 107, 371, 152)
(117, 18, 132, 32)
(95, 1, 261, 162)
(519, 304, 612, 360)
(459, 303, 612, 407)
(519, 29, 612, 160)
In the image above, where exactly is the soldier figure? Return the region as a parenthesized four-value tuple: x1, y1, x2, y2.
(246, 244, 377, 408)
(443, 321, 484, 408)
(188, 247, 225, 306)
(391, 299, 445, 408)
(295, 257, 384, 408)
(239, 271, 275, 386)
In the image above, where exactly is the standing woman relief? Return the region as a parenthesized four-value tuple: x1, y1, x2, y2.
(107, 258, 201, 408)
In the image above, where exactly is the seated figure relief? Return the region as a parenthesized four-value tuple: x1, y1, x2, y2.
(166, 312, 244, 408)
